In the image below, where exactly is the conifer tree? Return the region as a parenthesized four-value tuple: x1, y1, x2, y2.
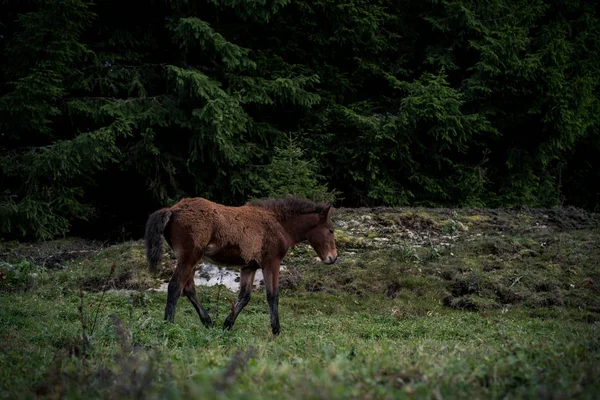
(251, 134, 340, 203)
(0, 0, 107, 240)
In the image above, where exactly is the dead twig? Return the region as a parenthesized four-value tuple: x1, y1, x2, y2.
(509, 276, 523, 288)
(90, 262, 117, 335)
(77, 282, 88, 369)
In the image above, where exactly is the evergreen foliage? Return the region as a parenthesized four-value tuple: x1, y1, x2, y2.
(251, 134, 341, 203)
(0, 0, 598, 240)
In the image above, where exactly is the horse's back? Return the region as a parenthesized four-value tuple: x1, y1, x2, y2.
(170, 197, 217, 213)
(170, 197, 275, 225)
(167, 197, 278, 262)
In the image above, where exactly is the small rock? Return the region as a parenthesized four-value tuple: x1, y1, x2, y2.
(0, 262, 15, 271)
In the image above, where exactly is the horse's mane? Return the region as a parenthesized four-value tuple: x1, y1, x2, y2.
(247, 195, 329, 220)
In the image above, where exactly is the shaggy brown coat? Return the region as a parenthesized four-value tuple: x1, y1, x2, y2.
(144, 195, 338, 335)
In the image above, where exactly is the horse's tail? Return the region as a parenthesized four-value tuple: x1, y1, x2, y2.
(144, 208, 172, 274)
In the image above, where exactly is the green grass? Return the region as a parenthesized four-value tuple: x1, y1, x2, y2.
(1, 207, 599, 399)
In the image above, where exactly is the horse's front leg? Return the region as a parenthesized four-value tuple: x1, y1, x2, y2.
(223, 264, 257, 331)
(262, 259, 281, 336)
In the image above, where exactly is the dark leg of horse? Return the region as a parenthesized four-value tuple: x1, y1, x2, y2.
(263, 260, 280, 336)
(164, 275, 181, 323)
(183, 277, 213, 328)
(165, 249, 202, 323)
(223, 265, 257, 331)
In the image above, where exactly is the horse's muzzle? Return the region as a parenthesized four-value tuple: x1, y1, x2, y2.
(325, 255, 338, 264)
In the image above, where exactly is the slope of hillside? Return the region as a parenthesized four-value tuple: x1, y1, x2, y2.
(1, 206, 599, 399)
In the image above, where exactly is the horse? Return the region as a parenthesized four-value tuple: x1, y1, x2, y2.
(143, 195, 338, 335)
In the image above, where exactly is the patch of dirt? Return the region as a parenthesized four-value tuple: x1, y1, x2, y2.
(438, 269, 456, 280)
(482, 238, 524, 257)
(385, 282, 402, 299)
(483, 262, 503, 272)
(443, 295, 479, 310)
(494, 286, 523, 304)
(527, 292, 564, 308)
(450, 275, 480, 297)
(534, 281, 560, 292)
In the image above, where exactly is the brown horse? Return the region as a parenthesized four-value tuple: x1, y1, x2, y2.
(144, 195, 338, 335)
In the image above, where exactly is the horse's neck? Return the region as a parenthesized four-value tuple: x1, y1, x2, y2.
(279, 214, 318, 246)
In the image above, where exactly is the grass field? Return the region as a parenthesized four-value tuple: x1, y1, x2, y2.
(1, 206, 599, 399)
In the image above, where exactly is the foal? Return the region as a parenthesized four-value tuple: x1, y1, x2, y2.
(144, 195, 338, 335)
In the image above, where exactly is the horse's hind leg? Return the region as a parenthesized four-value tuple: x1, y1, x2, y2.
(164, 247, 202, 323)
(183, 278, 213, 328)
(223, 263, 258, 331)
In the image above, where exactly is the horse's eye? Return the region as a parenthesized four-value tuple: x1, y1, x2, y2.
(329, 229, 334, 234)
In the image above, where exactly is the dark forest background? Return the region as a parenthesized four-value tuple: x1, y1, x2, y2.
(1, 0, 599, 242)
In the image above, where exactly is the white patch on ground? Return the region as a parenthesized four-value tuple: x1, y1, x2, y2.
(152, 262, 288, 293)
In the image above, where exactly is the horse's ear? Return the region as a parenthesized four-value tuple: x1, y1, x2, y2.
(319, 205, 333, 222)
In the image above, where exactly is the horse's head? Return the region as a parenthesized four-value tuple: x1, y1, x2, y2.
(307, 205, 338, 264)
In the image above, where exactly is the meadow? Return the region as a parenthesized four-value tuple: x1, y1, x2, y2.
(1, 206, 599, 399)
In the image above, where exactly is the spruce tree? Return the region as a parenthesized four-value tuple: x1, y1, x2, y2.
(0, 0, 106, 240)
(251, 134, 340, 203)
